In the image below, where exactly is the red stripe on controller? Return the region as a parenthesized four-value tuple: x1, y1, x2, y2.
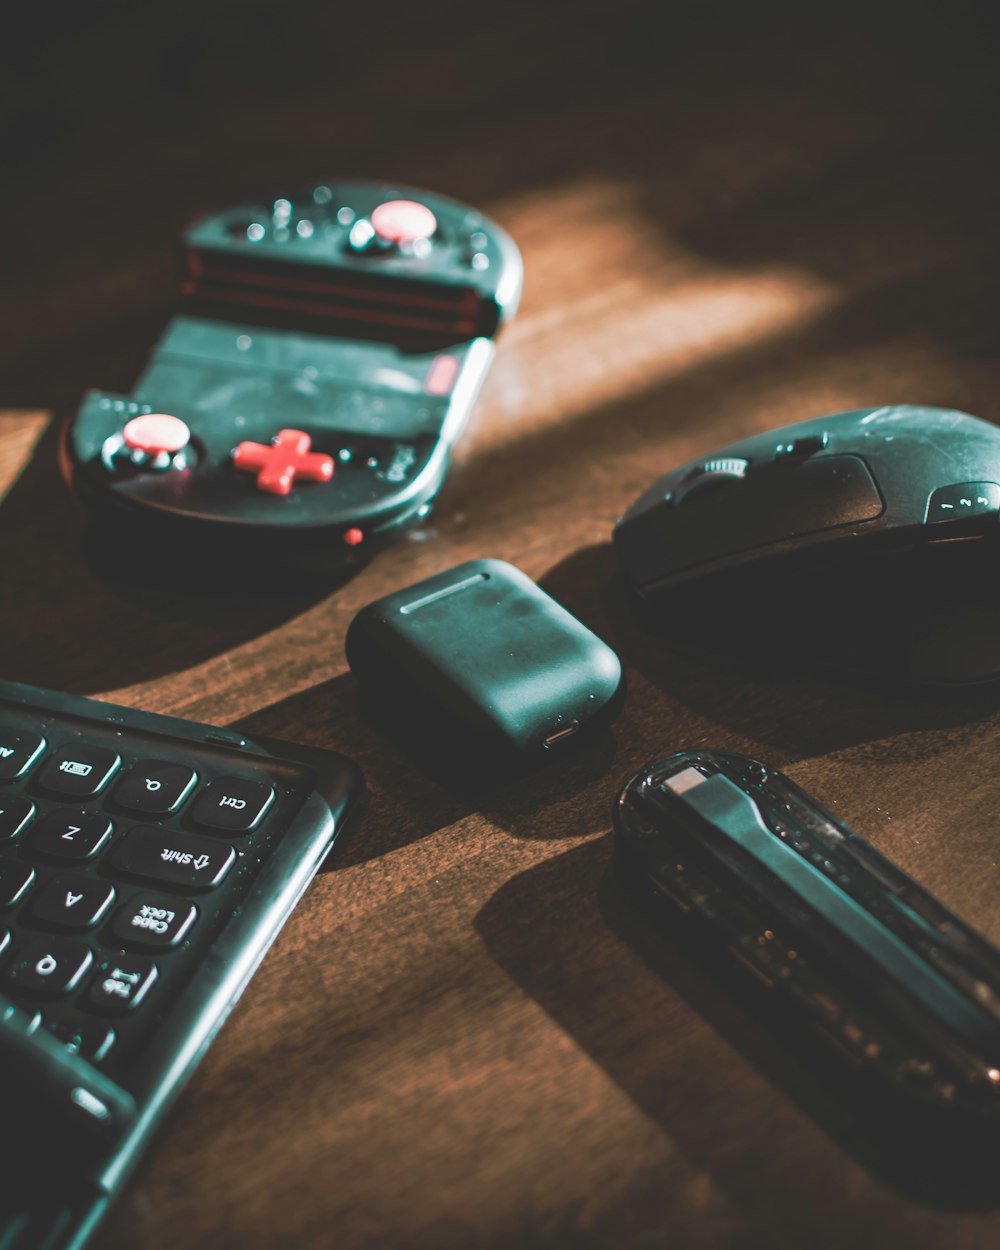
(424, 355, 460, 395)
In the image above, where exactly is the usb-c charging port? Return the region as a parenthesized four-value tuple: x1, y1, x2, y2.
(543, 721, 579, 748)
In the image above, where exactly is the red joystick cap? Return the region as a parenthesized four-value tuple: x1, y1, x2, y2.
(370, 199, 437, 245)
(122, 413, 191, 456)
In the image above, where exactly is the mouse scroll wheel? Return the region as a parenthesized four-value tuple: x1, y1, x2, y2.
(671, 458, 750, 505)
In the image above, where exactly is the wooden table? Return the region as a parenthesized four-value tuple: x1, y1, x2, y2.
(3, 5, 1000, 1247)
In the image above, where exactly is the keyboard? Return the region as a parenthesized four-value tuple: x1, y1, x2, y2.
(0, 680, 361, 1250)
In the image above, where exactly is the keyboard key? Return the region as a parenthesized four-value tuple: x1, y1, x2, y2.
(111, 895, 197, 949)
(114, 759, 197, 815)
(26, 810, 113, 861)
(109, 829, 235, 890)
(47, 1015, 115, 1062)
(88, 954, 157, 1012)
(4, 938, 93, 996)
(30, 875, 116, 930)
(191, 777, 274, 832)
(0, 860, 34, 907)
(0, 796, 34, 841)
(0, 728, 45, 781)
(36, 744, 121, 798)
(0, 999, 41, 1033)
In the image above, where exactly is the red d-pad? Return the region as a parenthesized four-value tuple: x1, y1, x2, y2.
(232, 429, 335, 496)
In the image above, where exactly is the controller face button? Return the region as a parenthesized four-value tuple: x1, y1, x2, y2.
(232, 429, 335, 496)
(370, 199, 437, 245)
(347, 218, 378, 253)
(122, 414, 191, 456)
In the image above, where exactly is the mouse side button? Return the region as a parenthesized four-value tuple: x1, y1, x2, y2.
(925, 482, 1000, 527)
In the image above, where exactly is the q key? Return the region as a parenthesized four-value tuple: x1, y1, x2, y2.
(114, 760, 198, 815)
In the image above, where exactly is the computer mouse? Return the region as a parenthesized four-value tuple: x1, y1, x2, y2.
(613, 404, 1000, 686)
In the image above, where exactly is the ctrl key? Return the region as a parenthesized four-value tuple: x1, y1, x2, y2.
(192, 777, 275, 832)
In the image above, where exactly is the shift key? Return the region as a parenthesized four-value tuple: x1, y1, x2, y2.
(110, 829, 236, 891)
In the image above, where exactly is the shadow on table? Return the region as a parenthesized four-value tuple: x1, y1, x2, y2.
(0, 416, 341, 694)
(231, 669, 626, 868)
(536, 542, 1000, 765)
(475, 835, 1000, 1214)
(228, 529, 1000, 871)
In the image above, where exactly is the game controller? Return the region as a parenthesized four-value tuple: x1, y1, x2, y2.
(614, 404, 1000, 684)
(62, 182, 523, 573)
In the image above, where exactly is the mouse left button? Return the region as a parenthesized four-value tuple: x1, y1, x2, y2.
(617, 453, 885, 592)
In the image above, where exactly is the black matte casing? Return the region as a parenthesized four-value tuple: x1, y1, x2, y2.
(0, 681, 361, 1250)
(62, 181, 523, 574)
(345, 559, 623, 768)
(613, 405, 1000, 684)
(615, 750, 1000, 1116)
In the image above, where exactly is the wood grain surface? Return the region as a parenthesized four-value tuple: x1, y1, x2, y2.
(3, 4, 1000, 1247)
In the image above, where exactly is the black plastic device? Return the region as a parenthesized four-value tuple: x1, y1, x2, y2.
(613, 404, 1000, 683)
(346, 559, 624, 771)
(614, 750, 1000, 1115)
(63, 181, 523, 575)
(0, 680, 361, 1250)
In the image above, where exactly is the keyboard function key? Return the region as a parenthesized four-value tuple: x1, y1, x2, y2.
(191, 777, 275, 832)
(4, 938, 93, 996)
(110, 829, 235, 891)
(88, 954, 157, 1012)
(26, 810, 113, 861)
(114, 759, 197, 815)
(47, 1015, 115, 1062)
(0, 728, 45, 782)
(36, 744, 121, 798)
(111, 895, 197, 949)
(0, 796, 34, 842)
(30, 875, 116, 931)
(0, 860, 34, 907)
